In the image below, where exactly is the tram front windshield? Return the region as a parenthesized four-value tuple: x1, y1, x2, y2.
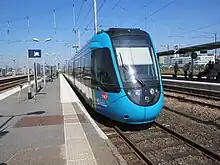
(112, 35, 159, 88)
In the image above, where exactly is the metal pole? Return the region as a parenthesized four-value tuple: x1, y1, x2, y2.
(214, 32, 217, 62)
(191, 53, 194, 79)
(145, 4, 147, 30)
(6, 64, 8, 75)
(27, 16, 30, 36)
(27, 50, 31, 99)
(53, 8, 56, 34)
(13, 59, 16, 76)
(78, 29, 80, 48)
(167, 44, 170, 51)
(70, 46, 72, 57)
(73, 4, 76, 29)
(93, 0, 98, 34)
(50, 66, 53, 81)
(34, 62, 38, 94)
(42, 42, 46, 87)
(65, 60, 68, 74)
(27, 16, 30, 77)
(7, 21, 10, 34)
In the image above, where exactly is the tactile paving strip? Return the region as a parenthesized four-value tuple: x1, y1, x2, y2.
(14, 115, 64, 128)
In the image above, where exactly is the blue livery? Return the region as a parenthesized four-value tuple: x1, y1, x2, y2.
(65, 28, 164, 124)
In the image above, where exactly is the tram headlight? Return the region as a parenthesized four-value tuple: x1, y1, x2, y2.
(126, 86, 160, 106)
(150, 88, 154, 95)
(127, 89, 141, 104)
(134, 89, 141, 96)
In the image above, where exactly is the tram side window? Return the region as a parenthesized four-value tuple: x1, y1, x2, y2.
(84, 54, 92, 87)
(91, 48, 120, 93)
(72, 60, 75, 77)
(80, 57, 85, 83)
(76, 59, 80, 81)
(86, 54, 92, 77)
(73, 60, 78, 79)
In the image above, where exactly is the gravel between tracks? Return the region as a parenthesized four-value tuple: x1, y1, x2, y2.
(165, 91, 220, 106)
(156, 110, 220, 156)
(164, 96, 220, 121)
(158, 155, 216, 165)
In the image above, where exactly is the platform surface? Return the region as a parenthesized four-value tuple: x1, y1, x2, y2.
(0, 74, 126, 165)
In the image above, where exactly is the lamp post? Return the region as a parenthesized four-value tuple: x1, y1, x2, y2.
(10, 58, 16, 77)
(33, 37, 52, 87)
(12, 58, 16, 76)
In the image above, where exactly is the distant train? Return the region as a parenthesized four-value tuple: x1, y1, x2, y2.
(65, 28, 164, 124)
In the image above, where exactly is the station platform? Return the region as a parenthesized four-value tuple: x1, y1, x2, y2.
(162, 74, 219, 83)
(0, 74, 126, 165)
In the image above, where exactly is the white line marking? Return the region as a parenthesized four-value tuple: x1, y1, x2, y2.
(77, 102, 108, 140)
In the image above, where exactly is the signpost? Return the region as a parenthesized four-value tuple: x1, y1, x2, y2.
(190, 52, 198, 78)
(27, 49, 41, 99)
(33, 62, 38, 94)
(28, 49, 42, 58)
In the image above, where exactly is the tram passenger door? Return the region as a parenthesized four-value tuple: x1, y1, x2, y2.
(91, 48, 106, 111)
(91, 47, 120, 114)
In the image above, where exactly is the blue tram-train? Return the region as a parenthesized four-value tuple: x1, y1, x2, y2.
(65, 28, 164, 124)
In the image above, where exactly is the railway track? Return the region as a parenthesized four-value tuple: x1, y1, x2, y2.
(64, 73, 220, 164)
(164, 92, 220, 109)
(163, 84, 220, 99)
(164, 87, 220, 101)
(163, 106, 220, 129)
(0, 79, 27, 91)
(0, 76, 34, 92)
(101, 122, 220, 165)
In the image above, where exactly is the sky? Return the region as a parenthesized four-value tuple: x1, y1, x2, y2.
(0, 0, 220, 68)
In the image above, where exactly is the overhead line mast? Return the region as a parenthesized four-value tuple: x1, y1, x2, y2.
(93, 0, 98, 34)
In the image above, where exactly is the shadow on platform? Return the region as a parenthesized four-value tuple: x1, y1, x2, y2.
(0, 110, 45, 138)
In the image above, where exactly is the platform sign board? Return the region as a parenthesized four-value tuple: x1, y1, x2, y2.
(28, 49, 41, 58)
(191, 52, 198, 59)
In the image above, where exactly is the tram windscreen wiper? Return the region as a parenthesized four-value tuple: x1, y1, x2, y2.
(119, 52, 145, 87)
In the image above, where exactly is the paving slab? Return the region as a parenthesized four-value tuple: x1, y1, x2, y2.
(1, 74, 127, 165)
(0, 78, 65, 164)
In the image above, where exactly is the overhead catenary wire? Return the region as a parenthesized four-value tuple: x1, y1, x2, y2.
(178, 22, 220, 35)
(177, 27, 216, 35)
(169, 25, 220, 43)
(80, 6, 93, 27)
(120, 0, 153, 27)
(98, 0, 127, 27)
(132, 0, 177, 27)
(111, 0, 122, 10)
(75, 0, 87, 25)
